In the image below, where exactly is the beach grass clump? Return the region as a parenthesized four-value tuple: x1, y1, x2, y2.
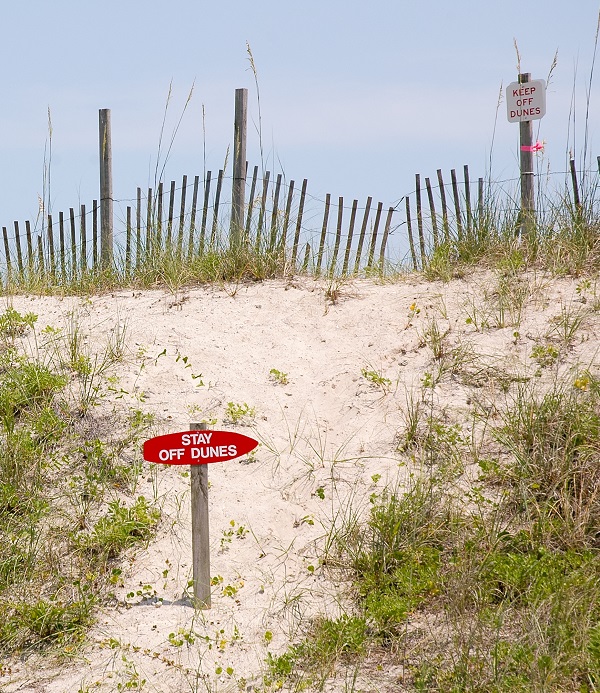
(1, 173, 600, 297)
(0, 308, 156, 654)
(267, 346, 600, 690)
(495, 376, 600, 549)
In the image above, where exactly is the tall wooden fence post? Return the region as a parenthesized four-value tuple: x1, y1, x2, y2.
(99, 109, 113, 269)
(231, 88, 248, 249)
(190, 422, 211, 608)
(518, 73, 535, 238)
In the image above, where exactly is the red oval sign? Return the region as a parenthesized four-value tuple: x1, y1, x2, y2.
(143, 430, 258, 465)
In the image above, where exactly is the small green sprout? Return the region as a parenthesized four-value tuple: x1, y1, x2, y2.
(269, 368, 289, 385)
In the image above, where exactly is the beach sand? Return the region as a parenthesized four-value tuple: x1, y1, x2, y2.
(2, 270, 598, 692)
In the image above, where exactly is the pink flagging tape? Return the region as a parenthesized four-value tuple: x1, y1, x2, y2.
(521, 141, 545, 153)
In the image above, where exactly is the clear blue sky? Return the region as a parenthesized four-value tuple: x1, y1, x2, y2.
(1, 0, 599, 238)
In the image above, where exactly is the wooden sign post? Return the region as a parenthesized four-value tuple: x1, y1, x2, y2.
(190, 422, 211, 607)
(505, 73, 547, 238)
(143, 427, 258, 609)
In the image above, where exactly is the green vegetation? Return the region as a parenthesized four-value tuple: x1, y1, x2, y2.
(224, 401, 256, 425)
(269, 368, 289, 385)
(0, 308, 156, 655)
(265, 352, 600, 690)
(0, 147, 599, 298)
(2, 121, 600, 692)
(360, 367, 392, 390)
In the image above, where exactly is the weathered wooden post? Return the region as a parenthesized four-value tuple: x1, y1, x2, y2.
(518, 74, 534, 237)
(189, 422, 211, 608)
(99, 109, 113, 268)
(506, 73, 546, 238)
(231, 88, 248, 249)
(143, 426, 258, 610)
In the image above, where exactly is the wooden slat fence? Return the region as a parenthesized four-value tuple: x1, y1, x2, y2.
(0, 158, 594, 284)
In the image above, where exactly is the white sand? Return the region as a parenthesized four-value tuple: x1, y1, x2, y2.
(2, 271, 599, 692)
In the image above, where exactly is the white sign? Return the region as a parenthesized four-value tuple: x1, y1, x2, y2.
(506, 79, 546, 123)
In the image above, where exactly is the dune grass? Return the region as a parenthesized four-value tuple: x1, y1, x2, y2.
(261, 347, 600, 692)
(0, 307, 157, 655)
(1, 170, 600, 691)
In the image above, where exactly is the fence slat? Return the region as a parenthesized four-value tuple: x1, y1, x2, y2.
(93, 200, 98, 269)
(425, 178, 439, 249)
(146, 188, 153, 258)
(353, 196, 372, 274)
(280, 180, 295, 254)
(167, 180, 176, 247)
(255, 171, 270, 252)
(58, 213, 66, 279)
(302, 242, 311, 273)
(478, 177, 484, 228)
(464, 165, 472, 234)
(80, 205, 87, 273)
(134, 189, 141, 271)
(37, 235, 44, 275)
(415, 174, 426, 267)
(367, 201, 383, 269)
(406, 196, 418, 271)
(330, 197, 344, 275)
(2, 227, 11, 276)
(245, 165, 259, 240)
(291, 179, 308, 268)
(178, 174, 187, 257)
(210, 170, 223, 247)
(570, 158, 581, 215)
(156, 181, 164, 251)
(47, 214, 56, 277)
(126, 206, 132, 276)
(69, 208, 77, 278)
(13, 222, 23, 276)
(451, 169, 463, 241)
(188, 175, 200, 258)
(378, 207, 394, 270)
(268, 173, 282, 252)
(25, 220, 34, 274)
(342, 199, 358, 275)
(199, 171, 211, 254)
(316, 193, 331, 275)
(437, 169, 450, 243)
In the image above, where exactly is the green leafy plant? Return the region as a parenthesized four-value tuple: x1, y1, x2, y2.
(220, 519, 248, 548)
(530, 343, 559, 368)
(269, 368, 289, 385)
(0, 307, 37, 341)
(75, 496, 160, 560)
(361, 367, 391, 390)
(224, 401, 255, 425)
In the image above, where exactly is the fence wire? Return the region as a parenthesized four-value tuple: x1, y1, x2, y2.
(1, 159, 599, 280)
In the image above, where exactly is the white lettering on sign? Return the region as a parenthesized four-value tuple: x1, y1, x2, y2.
(181, 432, 213, 445)
(191, 445, 237, 459)
(158, 448, 185, 461)
(506, 79, 546, 123)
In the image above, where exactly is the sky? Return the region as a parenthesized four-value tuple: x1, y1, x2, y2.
(1, 0, 599, 250)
